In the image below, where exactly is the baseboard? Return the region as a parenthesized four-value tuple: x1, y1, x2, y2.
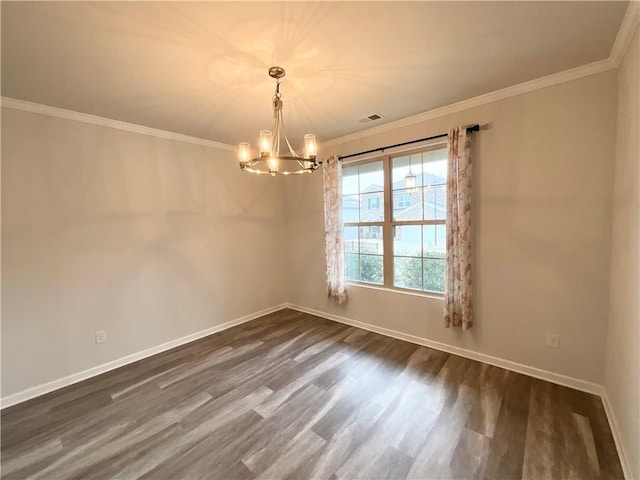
(292, 301, 633, 477)
(0, 303, 288, 409)
(285, 303, 604, 396)
(4, 302, 627, 475)
(601, 390, 632, 480)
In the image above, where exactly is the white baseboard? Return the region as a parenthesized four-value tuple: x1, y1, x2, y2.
(601, 390, 632, 480)
(294, 298, 631, 478)
(288, 303, 637, 477)
(285, 303, 604, 396)
(2, 302, 630, 478)
(0, 303, 288, 409)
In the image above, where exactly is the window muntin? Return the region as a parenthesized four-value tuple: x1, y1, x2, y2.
(342, 146, 447, 294)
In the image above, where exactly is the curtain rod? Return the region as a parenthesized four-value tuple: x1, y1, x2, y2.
(336, 124, 480, 161)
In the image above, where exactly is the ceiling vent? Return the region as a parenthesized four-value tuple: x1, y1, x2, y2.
(359, 113, 384, 123)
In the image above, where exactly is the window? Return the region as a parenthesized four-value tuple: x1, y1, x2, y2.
(342, 146, 447, 293)
(369, 225, 382, 238)
(367, 197, 381, 209)
(395, 194, 411, 209)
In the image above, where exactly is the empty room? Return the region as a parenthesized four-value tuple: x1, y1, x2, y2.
(1, 1, 638, 479)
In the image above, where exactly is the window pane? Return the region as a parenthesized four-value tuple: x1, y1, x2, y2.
(343, 195, 360, 223)
(392, 154, 422, 191)
(358, 161, 384, 193)
(344, 226, 359, 253)
(423, 224, 446, 254)
(360, 192, 384, 222)
(345, 253, 360, 282)
(342, 166, 359, 195)
(394, 257, 422, 290)
(422, 151, 447, 187)
(393, 225, 422, 256)
(393, 189, 421, 221)
(423, 257, 446, 293)
(359, 226, 383, 255)
(423, 185, 446, 220)
(360, 255, 383, 284)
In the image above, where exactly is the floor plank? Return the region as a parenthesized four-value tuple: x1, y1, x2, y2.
(1, 308, 624, 479)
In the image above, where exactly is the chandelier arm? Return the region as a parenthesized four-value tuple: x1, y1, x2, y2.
(272, 99, 279, 155)
(241, 164, 315, 175)
(278, 112, 300, 158)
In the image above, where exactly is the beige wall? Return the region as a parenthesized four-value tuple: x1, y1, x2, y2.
(1, 108, 287, 397)
(284, 71, 617, 384)
(605, 24, 640, 479)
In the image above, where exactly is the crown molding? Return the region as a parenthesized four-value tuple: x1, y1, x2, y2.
(610, 1, 640, 67)
(319, 57, 615, 150)
(321, 3, 639, 150)
(0, 97, 236, 152)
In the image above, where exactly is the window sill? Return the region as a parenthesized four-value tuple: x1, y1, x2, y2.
(346, 281, 444, 300)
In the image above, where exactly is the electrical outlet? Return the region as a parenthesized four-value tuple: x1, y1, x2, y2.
(95, 330, 107, 344)
(546, 332, 559, 349)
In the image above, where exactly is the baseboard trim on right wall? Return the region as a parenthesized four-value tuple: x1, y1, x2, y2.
(286, 303, 602, 394)
(285, 303, 631, 479)
(601, 391, 632, 480)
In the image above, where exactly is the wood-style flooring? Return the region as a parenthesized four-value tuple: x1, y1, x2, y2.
(1, 309, 624, 479)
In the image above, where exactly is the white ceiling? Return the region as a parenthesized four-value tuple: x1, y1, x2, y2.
(1, 1, 629, 148)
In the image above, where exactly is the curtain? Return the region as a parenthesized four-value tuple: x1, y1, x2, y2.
(322, 156, 347, 304)
(444, 127, 473, 330)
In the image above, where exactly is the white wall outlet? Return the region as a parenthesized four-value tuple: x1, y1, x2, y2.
(95, 330, 107, 344)
(546, 332, 559, 349)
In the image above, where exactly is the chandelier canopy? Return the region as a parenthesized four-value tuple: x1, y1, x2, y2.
(239, 66, 318, 176)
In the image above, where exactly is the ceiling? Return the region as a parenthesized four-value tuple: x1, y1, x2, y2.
(1, 1, 629, 148)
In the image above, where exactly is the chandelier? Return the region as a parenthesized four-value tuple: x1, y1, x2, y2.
(239, 66, 319, 176)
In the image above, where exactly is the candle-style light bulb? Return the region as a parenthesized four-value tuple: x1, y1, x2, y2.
(304, 134, 317, 159)
(260, 130, 272, 156)
(238, 142, 250, 161)
(268, 157, 278, 174)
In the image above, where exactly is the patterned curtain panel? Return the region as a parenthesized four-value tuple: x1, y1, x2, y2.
(444, 127, 473, 330)
(322, 156, 347, 304)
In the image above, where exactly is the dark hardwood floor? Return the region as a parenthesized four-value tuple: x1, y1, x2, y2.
(1, 309, 623, 479)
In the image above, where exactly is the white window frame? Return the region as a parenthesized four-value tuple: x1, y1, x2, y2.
(343, 143, 447, 296)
